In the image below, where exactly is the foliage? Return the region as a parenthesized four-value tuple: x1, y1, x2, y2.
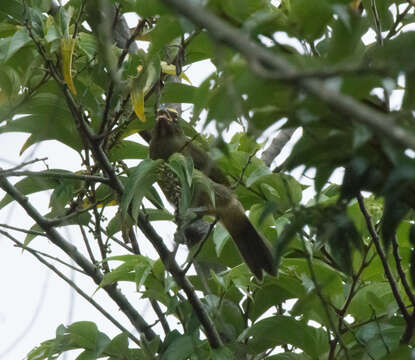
(1, 0, 415, 359)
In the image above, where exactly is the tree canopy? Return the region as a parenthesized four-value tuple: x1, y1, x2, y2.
(1, 0, 415, 359)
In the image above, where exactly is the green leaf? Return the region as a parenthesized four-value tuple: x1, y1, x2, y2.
(186, 32, 214, 64)
(24, 210, 91, 246)
(0, 1, 25, 22)
(0, 170, 81, 209)
(104, 333, 129, 358)
(147, 15, 182, 59)
(106, 212, 133, 237)
(108, 140, 148, 161)
(213, 223, 230, 257)
(0, 90, 82, 152)
(266, 354, 311, 360)
(100, 254, 153, 288)
(348, 282, 395, 322)
(239, 315, 328, 357)
(78, 32, 97, 60)
(247, 275, 305, 321)
(167, 153, 194, 211)
(381, 196, 409, 251)
(120, 159, 163, 222)
(135, 0, 170, 17)
(0, 23, 21, 38)
(362, 0, 393, 32)
(160, 82, 198, 104)
(0, 29, 32, 63)
(220, 0, 269, 24)
(327, 15, 366, 64)
(160, 334, 194, 360)
(67, 321, 110, 353)
(290, 0, 332, 41)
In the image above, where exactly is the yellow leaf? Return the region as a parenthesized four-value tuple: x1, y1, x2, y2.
(82, 199, 118, 208)
(131, 80, 146, 122)
(19, 136, 32, 155)
(180, 72, 192, 85)
(161, 61, 176, 75)
(161, 61, 192, 85)
(61, 37, 77, 95)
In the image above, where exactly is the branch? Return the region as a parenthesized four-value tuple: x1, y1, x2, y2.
(0, 170, 110, 185)
(183, 218, 218, 274)
(53, 59, 224, 348)
(25, 13, 222, 349)
(1, 158, 48, 172)
(370, 0, 383, 46)
(136, 213, 223, 348)
(392, 236, 415, 308)
(1, 230, 141, 347)
(99, 19, 147, 134)
(391, 236, 415, 344)
(0, 175, 156, 341)
(300, 236, 349, 360)
(357, 193, 410, 322)
(12, 241, 87, 275)
(0, 223, 46, 237)
(160, 0, 415, 151)
(386, 3, 413, 40)
(262, 128, 296, 168)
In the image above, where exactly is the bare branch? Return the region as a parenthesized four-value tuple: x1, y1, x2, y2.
(0, 175, 156, 341)
(262, 128, 296, 168)
(1, 230, 141, 347)
(1, 158, 48, 172)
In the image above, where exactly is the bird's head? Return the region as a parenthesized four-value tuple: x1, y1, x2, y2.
(154, 107, 181, 138)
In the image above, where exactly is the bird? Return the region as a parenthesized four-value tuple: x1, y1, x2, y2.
(149, 108, 275, 279)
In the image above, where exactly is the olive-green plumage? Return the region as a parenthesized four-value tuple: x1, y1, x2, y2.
(149, 109, 275, 279)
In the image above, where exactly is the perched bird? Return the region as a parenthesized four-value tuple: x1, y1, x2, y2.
(149, 108, 275, 279)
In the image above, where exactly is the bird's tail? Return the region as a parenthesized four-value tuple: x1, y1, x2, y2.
(220, 200, 275, 280)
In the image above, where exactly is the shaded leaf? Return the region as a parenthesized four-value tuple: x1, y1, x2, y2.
(120, 159, 163, 222)
(239, 315, 328, 357)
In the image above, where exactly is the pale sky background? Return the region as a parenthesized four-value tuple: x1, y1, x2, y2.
(0, 3, 413, 360)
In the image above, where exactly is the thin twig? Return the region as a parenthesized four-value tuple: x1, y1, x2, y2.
(0, 170, 110, 184)
(370, 0, 383, 46)
(0, 175, 156, 341)
(392, 236, 415, 308)
(79, 224, 97, 264)
(72, 0, 86, 39)
(300, 236, 350, 360)
(386, 3, 413, 40)
(371, 306, 390, 353)
(1, 158, 48, 172)
(45, 202, 99, 227)
(136, 212, 223, 348)
(0, 223, 46, 237)
(357, 193, 410, 321)
(99, 20, 147, 135)
(11, 241, 87, 275)
(93, 205, 110, 273)
(233, 150, 258, 190)
(183, 218, 218, 274)
(26, 10, 221, 347)
(1, 230, 141, 347)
